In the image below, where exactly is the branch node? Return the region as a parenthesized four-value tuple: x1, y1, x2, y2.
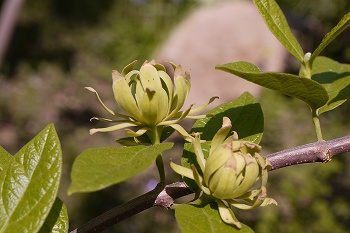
(322, 149, 332, 163)
(154, 189, 173, 209)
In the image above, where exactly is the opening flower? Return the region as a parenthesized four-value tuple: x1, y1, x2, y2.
(86, 60, 217, 144)
(170, 117, 277, 228)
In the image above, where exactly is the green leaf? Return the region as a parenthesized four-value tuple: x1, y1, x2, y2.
(68, 143, 173, 194)
(310, 12, 350, 65)
(0, 146, 13, 171)
(182, 92, 263, 191)
(39, 198, 69, 233)
(312, 56, 350, 115)
(175, 202, 254, 233)
(253, 0, 304, 62)
(191, 92, 264, 144)
(216, 61, 329, 111)
(0, 124, 62, 233)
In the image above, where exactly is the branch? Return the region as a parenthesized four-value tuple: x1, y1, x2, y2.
(69, 135, 350, 233)
(69, 182, 192, 233)
(266, 135, 350, 170)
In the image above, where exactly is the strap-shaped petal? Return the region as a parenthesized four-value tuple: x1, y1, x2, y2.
(217, 199, 242, 228)
(259, 197, 278, 207)
(256, 155, 269, 188)
(138, 88, 157, 125)
(138, 88, 168, 126)
(188, 96, 219, 115)
(192, 133, 206, 172)
(158, 70, 173, 114)
(170, 160, 194, 180)
(90, 122, 138, 135)
(168, 124, 192, 141)
(125, 127, 149, 137)
(85, 87, 121, 117)
(139, 63, 164, 95)
(227, 192, 268, 210)
(204, 144, 232, 185)
(138, 64, 169, 124)
(151, 61, 166, 72)
(191, 164, 210, 194)
(121, 60, 137, 76)
(231, 159, 260, 198)
(168, 61, 177, 71)
(168, 66, 190, 118)
(180, 114, 208, 119)
(210, 117, 232, 154)
(112, 70, 144, 123)
(90, 117, 131, 123)
(227, 199, 257, 210)
(206, 166, 223, 193)
(161, 104, 193, 123)
(212, 159, 238, 199)
(124, 70, 139, 83)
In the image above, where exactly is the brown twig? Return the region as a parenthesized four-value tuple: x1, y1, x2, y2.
(69, 182, 192, 233)
(69, 135, 350, 233)
(266, 135, 350, 170)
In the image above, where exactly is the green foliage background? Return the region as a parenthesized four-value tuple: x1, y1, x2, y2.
(0, 0, 349, 232)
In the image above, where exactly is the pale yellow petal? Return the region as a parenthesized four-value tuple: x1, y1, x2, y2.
(210, 117, 232, 154)
(217, 200, 242, 228)
(112, 71, 144, 123)
(188, 96, 219, 115)
(170, 160, 194, 180)
(90, 122, 138, 135)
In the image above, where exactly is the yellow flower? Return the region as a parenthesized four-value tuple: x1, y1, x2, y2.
(170, 117, 277, 228)
(86, 60, 217, 144)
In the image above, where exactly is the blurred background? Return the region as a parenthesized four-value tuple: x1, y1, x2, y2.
(0, 0, 349, 232)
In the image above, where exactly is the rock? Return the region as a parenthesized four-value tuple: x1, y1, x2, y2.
(155, 0, 288, 109)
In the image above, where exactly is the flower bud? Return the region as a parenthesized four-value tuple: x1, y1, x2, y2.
(204, 133, 262, 200)
(170, 117, 276, 228)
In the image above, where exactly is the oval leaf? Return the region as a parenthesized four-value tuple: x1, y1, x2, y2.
(175, 202, 254, 233)
(191, 92, 264, 144)
(253, 0, 304, 62)
(0, 124, 62, 233)
(0, 146, 13, 171)
(312, 56, 350, 115)
(310, 12, 350, 65)
(39, 198, 69, 233)
(216, 61, 329, 111)
(68, 143, 173, 194)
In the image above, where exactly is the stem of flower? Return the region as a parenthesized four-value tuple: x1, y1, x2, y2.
(156, 154, 166, 183)
(312, 110, 323, 141)
(147, 126, 166, 183)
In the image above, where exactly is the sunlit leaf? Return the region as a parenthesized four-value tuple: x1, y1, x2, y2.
(175, 202, 254, 233)
(310, 12, 350, 65)
(191, 92, 264, 144)
(312, 56, 350, 115)
(0, 146, 12, 171)
(39, 198, 69, 233)
(68, 143, 173, 194)
(253, 0, 304, 62)
(216, 61, 328, 111)
(0, 124, 62, 233)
